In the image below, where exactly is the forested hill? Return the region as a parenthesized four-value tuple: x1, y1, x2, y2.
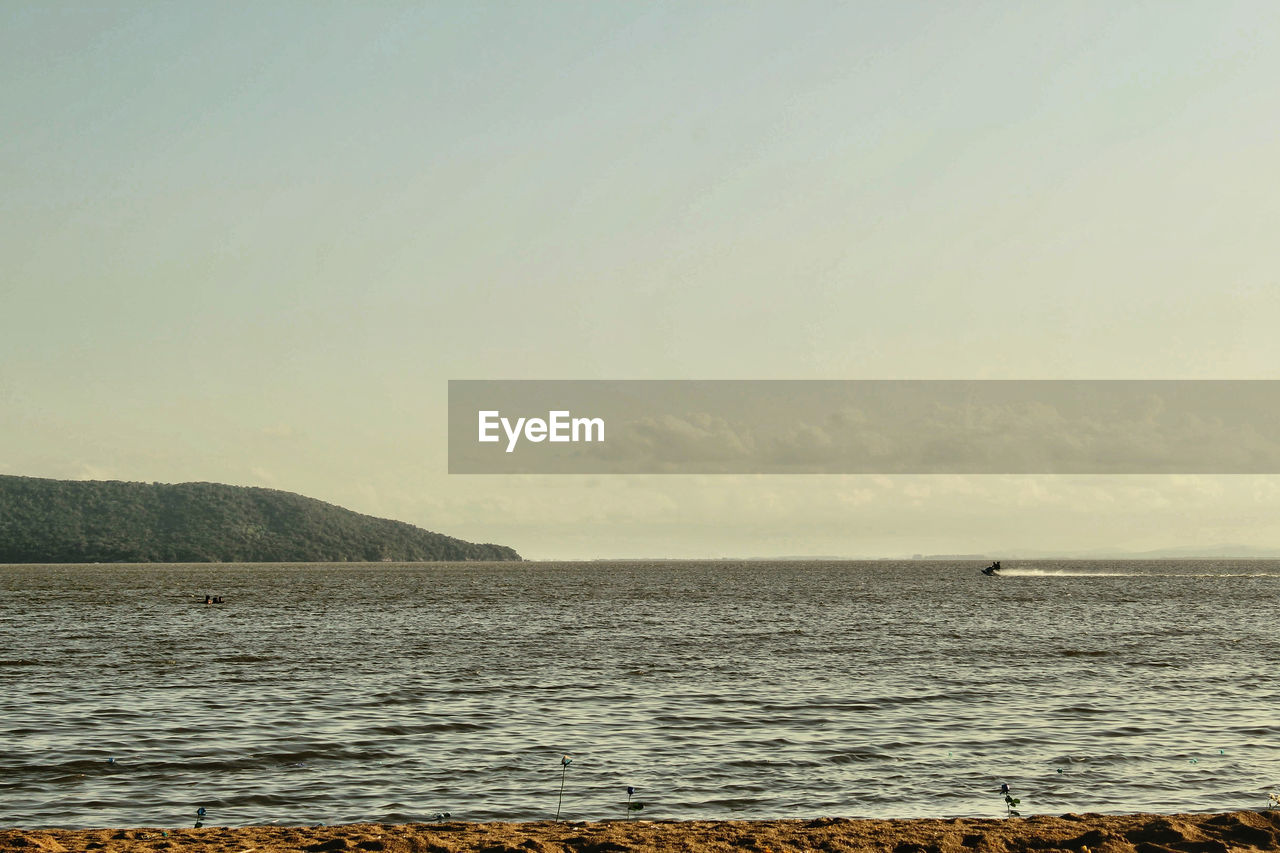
(0, 475, 521, 563)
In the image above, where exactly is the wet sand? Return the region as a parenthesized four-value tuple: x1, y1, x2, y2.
(5, 811, 1280, 853)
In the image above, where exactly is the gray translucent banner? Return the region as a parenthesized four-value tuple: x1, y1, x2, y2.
(448, 380, 1280, 474)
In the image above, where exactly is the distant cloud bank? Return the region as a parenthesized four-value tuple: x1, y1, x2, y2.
(450, 380, 1280, 474)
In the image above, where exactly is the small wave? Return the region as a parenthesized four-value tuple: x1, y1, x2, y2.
(825, 750, 894, 764)
(1100, 725, 1162, 737)
(759, 701, 880, 713)
(1228, 725, 1280, 736)
(1046, 751, 1147, 764)
(1053, 704, 1108, 714)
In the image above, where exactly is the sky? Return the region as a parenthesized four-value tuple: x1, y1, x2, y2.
(3, 2, 1280, 559)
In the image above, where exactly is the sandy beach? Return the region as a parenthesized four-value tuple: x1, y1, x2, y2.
(5, 811, 1279, 853)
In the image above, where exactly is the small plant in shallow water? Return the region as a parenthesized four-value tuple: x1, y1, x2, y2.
(623, 786, 644, 819)
(1000, 783, 1020, 817)
(555, 755, 572, 820)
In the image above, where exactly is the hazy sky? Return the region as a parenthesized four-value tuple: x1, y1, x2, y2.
(3, 3, 1279, 558)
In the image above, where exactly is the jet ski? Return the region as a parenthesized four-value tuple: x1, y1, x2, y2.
(981, 560, 1002, 576)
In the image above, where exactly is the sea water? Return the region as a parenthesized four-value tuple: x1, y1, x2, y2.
(1, 560, 1278, 828)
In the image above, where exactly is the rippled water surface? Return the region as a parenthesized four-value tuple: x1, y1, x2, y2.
(2, 560, 1278, 828)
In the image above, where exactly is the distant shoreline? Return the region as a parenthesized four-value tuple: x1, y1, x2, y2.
(0, 474, 521, 563)
(0, 559, 527, 566)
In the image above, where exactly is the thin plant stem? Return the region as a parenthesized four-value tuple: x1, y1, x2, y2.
(556, 764, 567, 820)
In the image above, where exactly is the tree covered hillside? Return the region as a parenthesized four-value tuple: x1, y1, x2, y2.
(0, 475, 521, 563)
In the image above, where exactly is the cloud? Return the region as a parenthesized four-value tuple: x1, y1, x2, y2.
(260, 423, 298, 439)
(616, 413, 756, 469)
(452, 381, 1280, 474)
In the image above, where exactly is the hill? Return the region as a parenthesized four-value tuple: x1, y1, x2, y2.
(0, 475, 521, 563)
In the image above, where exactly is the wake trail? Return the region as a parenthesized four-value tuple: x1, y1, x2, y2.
(999, 569, 1279, 578)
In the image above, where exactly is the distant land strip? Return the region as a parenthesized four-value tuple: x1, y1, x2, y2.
(0, 474, 520, 563)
